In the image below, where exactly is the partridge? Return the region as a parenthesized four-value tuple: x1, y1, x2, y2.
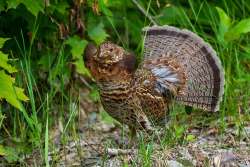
(84, 25, 224, 132)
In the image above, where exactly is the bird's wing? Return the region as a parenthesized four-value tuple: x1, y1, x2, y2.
(140, 57, 187, 98)
(141, 25, 224, 112)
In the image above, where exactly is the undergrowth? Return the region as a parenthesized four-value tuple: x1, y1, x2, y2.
(0, 0, 250, 166)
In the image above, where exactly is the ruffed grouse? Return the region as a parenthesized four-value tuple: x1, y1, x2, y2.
(84, 25, 224, 132)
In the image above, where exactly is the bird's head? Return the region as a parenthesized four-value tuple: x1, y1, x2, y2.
(84, 42, 136, 82)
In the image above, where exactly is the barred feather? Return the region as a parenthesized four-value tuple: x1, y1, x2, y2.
(143, 25, 224, 111)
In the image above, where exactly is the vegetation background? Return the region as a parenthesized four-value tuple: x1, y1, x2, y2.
(0, 0, 250, 166)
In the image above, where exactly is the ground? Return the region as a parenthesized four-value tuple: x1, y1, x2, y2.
(24, 104, 250, 167)
(0, 85, 249, 167)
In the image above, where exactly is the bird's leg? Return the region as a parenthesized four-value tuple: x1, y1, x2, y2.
(105, 126, 136, 157)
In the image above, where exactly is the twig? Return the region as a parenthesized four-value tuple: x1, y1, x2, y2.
(106, 148, 135, 156)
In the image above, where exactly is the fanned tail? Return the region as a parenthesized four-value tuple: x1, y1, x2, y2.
(143, 25, 224, 111)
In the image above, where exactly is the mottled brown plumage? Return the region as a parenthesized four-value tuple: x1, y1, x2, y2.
(84, 25, 224, 131)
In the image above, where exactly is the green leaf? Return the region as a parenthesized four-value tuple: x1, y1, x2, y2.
(65, 36, 90, 76)
(0, 1, 6, 12)
(0, 38, 9, 48)
(65, 36, 88, 59)
(174, 125, 185, 139)
(6, 0, 22, 9)
(14, 86, 29, 101)
(98, 0, 113, 16)
(105, 0, 133, 8)
(100, 111, 118, 125)
(0, 38, 28, 110)
(0, 70, 29, 111)
(23, 0, 44, 16)
(0, 145, 7, 156)
(0, 145, 19, 162)
(159, 6, 188, 25)
(225, 18, 250, 41)
(89, 88, 100, 102)
(7, 0, 44, 16)
(73, 59, 91, 76)
(216, 7, 231, 28)
(216, 7, 231, 43)
(185, 134, 196, 142)
(0, 52, 17, 73)
(38, 53, 55, 71)
(159, 5, 199, 27)
(88, 22, 109, 45)
(54, 2, 69, 15)
(0, 39, 13, 75)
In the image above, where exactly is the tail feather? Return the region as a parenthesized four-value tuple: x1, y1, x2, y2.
(143, 25, 224, 111)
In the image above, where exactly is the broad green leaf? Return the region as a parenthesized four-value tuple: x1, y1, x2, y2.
(225, 18, 250, 41)
(216, 7, 231, 44)
(47, 1, 69, 15)
(14, 87, 29, 101)
(0, 38, 14, 73)
(65, 36, 90, 76)
(73, 59, 91, 76)
(0, 52, 17, 73)
(22, 0, 44, 16)
(0, 37, 28, 110)
(7, 0, 44, 16)
(6, 0, 22, 9)
(216, 7, 231, 28)
(65, 36, 88, 59)
(0, 70, 29, 111)
(0, 38, 9, 48)
(88, 22, 109, 45)
(54, 2, 69, 15)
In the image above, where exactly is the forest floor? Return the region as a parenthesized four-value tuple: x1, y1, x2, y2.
(23, 98, 250, 167)
(0, 86, 248, 167)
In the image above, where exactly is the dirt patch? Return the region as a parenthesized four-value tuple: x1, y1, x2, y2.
(25, 111, 249, 167)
